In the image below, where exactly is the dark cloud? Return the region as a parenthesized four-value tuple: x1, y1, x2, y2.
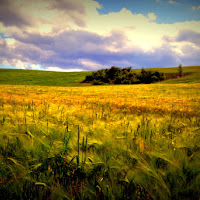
(99, 45, 179, 69)
(13, 29, 127, 57)
(163, 29, 200, 46)
(48, 0, 86, 27)
(176, 29, 200, 45)
(0, 0, 86, 29)
(1, 28, 200, 70)
(14, 32, 53, 50)
(49, 0, 85, 14)
(0, 0, 31, 27)
(179, 44, 200, 66)
(161, 29, 200, 67)
(0, 39, 9, 60)
(0, 30, 130, 69)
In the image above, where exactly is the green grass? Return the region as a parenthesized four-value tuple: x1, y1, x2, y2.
(152, 66, 200, 84)
(161, 72, 200, 84)
(151, 66, 200, 73)
(0, 66, 199, 86)
(131, 66, 200, 84)
(0, 69, 91, 86)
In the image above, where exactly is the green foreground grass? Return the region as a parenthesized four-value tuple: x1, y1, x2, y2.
(0, 66, 199, 86)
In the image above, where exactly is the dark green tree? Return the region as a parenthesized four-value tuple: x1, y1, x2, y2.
(178, 64, 183, 77)
(82, 66, 164, 85)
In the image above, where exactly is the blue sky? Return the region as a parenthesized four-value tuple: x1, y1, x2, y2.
(97, 0, 200, 23)
(0, 0, 200, 71)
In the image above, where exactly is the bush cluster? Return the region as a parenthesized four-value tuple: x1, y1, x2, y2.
(82, 66, 164, 85)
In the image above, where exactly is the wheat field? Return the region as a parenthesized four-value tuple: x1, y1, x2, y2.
(0, 83, 200, 199)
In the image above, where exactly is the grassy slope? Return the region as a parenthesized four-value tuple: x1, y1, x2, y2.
(151, 66, 200, 73)
(0, 69, 91, 86)
(152, 66, 200, 84)
(0, 66, 199, 86)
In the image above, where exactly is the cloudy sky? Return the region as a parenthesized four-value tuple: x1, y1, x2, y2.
(0, 0, 200, 71)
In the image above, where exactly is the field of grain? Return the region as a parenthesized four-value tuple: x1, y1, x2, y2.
(0, 82, 199, 199)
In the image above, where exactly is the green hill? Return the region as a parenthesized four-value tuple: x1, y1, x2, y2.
(0, 69, 91, 86)
(0, 66, 199, 86)
(152, 66, 200, 84)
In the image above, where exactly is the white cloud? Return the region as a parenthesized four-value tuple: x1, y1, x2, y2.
(45, 66, 85, 72)
(84, 6, 200, 51)
(192, 5, 200, 10)
(168, 0, 179, 5)
(2, 59, 41, 70)
(148, 13, 157, 21)
(78, 58, 107, 70)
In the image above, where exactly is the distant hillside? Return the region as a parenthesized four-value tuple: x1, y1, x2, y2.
(0, 66, 199, 86)
(149, 66, 199, 83)
(0, 69, 91, 86)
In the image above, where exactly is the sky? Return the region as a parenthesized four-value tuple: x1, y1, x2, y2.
(0, 0, 200, 72)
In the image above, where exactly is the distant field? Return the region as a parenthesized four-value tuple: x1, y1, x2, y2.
(0, 69, 91, 86)
(153, 66, 200, 84)
(151, 66, 200, 73)
(0, 66, 199, 86)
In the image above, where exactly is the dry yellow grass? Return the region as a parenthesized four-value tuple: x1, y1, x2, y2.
(0, 83, 200, 199)
(1, 84, 199, 116)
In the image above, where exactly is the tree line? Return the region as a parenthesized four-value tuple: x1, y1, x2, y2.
(82, 66, 165, 85)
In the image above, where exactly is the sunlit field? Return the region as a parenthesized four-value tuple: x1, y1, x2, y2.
(0, 83, 200, 199)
